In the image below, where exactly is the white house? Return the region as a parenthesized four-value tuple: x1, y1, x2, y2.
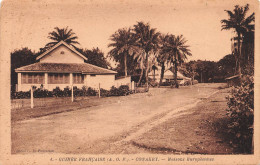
(148, 67, 191, 85)
(15, 41, 117, 91)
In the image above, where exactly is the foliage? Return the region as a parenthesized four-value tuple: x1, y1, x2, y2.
(45, 26, 80, 49)
(108, 28, 140, 77)
(133, 22, 161, 87)
(11, 48, 36, 92)
(221, 4, 255, 79)
(226, 76, 254, 153)
(11, 85, 132, 99)
(76, 47, 111, 69)
(108, 85, 131, 96)
(11, 91, 31, 99)
(161, 34, 192, 88)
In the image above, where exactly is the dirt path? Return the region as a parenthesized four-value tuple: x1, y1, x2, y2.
(12, 83, 224, 154)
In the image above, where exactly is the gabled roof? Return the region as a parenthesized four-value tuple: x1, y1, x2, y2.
(225, 74, 240, 80)
(15, 62, 117, 75)
(36, 40, 88, 61)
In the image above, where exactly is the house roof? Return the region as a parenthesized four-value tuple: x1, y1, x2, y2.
(164, 70, 190, 79)
(36, 40, 88, 61)
(225, 74, 240, 80)
(15, 62, 117, 75)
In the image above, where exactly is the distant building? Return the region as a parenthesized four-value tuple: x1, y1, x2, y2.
(148, 67, 191, 85)
(15, 41, 117, 91)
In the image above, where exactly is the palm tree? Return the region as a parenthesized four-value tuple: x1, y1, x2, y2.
(46, 26, 80, 49)
(221, 4, 255, 80)
(157, 34, 170, 86)
(108, 28, 140, 77)
(133, 50, 146, 86)
(133, 22, 160, 89)
(162, 34, 192, 88)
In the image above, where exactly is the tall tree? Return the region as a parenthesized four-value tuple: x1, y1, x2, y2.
(133, 22, 160, 89)
(162, 34, 192, 88)
(108, 28, 139, 77)
(46, 26, 80, 49)
(157, 34, 170, 86)
(11, 48, 36, 92)
(75, 47, 111, 69)
(221, 4, 255, 81)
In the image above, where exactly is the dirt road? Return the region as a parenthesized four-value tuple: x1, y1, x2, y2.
(12, 83, 224, 154)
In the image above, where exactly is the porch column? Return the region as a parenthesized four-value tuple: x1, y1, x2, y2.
(70, 73, 73, 86)
(17, 73, 21, 91)
(44, 73, 48, 90)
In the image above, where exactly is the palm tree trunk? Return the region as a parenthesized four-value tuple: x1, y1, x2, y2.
(174, 55, 179, 88)
(237, 31, 242, 85)
(159, 62, 165, 87)
(137, 68, 143, 86)
(124, 52, 128, 77)
(145, 53, 149, 90)
(153, 69, 155, 81)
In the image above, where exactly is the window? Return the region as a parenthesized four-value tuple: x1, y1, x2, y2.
(21, 73, 44, 84)
(48, 73, 69, 84)
(73, 73, 84, 84)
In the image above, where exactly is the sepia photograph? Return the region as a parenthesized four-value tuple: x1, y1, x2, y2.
(0, 0, 259, 164)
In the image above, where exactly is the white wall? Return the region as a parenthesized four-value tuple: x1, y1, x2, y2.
(114, 77, 131, 88)
(17, 74, 116, 91)
(85, 74, 115, 90)
(18, 84, 85, 91)
(40, 45, 84, 63)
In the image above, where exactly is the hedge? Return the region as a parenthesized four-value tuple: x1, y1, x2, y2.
(226, 76, 254, 153)
(11, 85, 131, 99)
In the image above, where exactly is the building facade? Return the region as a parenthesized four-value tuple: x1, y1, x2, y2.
(15, 41, 117, 91)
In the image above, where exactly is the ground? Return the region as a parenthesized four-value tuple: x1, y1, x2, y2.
(11, 83, 234, 154)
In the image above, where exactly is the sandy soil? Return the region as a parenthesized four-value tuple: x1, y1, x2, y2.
(11, 83, 228, 154)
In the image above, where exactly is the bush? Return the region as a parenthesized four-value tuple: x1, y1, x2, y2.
(63, 86, 71, 97)
(100, 88, 110, 97)
(11, 85, 132, 99)
(118, 85, 130, 96)
(226, 76, 254, 153)
(34, 88, 52, 98)
(11, 91, 30, 99)
(52, 87, 63, 97)
(109, 86, 120, 96)
(86, 87, 97, 96)
(183, 80, 192, 86)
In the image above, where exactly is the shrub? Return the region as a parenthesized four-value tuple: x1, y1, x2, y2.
(226, 76, 254, 153)
(109, 86, 120, 96)
(183, 80, 192, 86)
(86, 87, 97, 96)
(63, 86, 71, 97)
(118, 85, 130, 96)
(100, 88, 110, 97)
(52, 87, 63, 97)
(33, 88, 51, 98)
(11, 91, 30, 99)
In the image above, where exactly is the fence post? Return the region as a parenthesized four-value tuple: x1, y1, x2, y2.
(31, 86, 34, 108)
(71, 85, 74, 102)
(98, 83, 101, 98)
(134, 82, 136, 93)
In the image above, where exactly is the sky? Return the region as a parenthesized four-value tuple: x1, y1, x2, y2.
(0, 0, 257, 62)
